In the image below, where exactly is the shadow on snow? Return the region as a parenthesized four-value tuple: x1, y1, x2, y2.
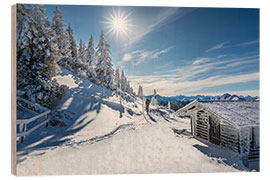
(17, 69, 140, 164)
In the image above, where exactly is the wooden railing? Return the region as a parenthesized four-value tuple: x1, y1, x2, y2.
(17, 97, 51, 143)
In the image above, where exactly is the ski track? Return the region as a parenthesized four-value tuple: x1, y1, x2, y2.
(17, 67, 242, 176)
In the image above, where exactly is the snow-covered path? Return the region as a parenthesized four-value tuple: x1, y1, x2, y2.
(16, 68, 242, 176)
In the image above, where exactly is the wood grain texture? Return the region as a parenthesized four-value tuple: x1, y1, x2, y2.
(11, 4, 17, 176)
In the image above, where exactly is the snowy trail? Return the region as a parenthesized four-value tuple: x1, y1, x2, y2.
(17, 68, 242, 175)
(17, 120, 240, 175)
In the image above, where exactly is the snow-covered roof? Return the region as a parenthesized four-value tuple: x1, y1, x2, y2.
(200, 101, 259, 127)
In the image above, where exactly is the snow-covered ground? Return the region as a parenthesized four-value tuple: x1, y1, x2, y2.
(17, 68, 243, 176)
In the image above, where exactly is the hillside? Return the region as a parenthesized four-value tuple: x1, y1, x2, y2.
(16, 67, 243, 175)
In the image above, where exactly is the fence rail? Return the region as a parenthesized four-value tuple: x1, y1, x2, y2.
(17, 97, 51, 143)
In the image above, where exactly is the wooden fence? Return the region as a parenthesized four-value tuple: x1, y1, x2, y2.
(17, 97, 51, 143)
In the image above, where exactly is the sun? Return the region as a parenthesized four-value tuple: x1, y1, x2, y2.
(103, 8, 133, 40)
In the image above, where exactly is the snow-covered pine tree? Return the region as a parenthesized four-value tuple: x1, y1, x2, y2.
(95, 32, 106, 85)
(120, 70, 126, 92)
(85, 35, 97, 81)
(114, 68, 120, 89)
(138, 85, 143, 99)
(168, 101, 171, 109)
(78, 40, 87, 63)
(126, 81, 131, 94)
(66, 24, 79, 71)
(104, 41, 114, 89)
(17, 5, 67, 108)
(51, 6, 71, 59)
(151, 89, 158, 106)
(17, 4, 31, 88)
(130, 87, 135, 96)
(76, 39, 88, 78)
(95, 32, 114, 88)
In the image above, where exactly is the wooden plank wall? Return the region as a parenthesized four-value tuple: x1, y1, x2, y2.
(195, 110, 209, 141)
(220, 123, 239, 153)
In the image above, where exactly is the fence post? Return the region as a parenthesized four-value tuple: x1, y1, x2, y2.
(20, 136, 24, 143)
(45, 113, 49, 128)
(19, 123, 26, 143)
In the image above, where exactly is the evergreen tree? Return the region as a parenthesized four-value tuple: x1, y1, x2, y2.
(96, 32, 114, 88)
(78, 39, 86, 63)
(17, 4, 31, 88)
(66, 24, 79, 72)
(114, 68, 120, 89)
(168, 101, 171, 109)
(138, 85, 143, 99)
(120, 70, 126, 91)
(67, 24, 78, 59)
(126, 81, 131, 93)
(16, 5, 66, 107)
(151, 89, 158, 106)
(51, 6, 71, 59)
(104, 41, 114, 88)
(130, 87, 135, 95)
(85, 35, 97, 80)
(75, 39, 88, 78)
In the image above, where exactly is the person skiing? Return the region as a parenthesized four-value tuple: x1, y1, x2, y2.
(145, 99, 150, 113)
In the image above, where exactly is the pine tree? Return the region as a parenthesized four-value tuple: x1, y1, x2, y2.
(151, 89, 158, 106)
(138, 85, 143, 99)
(63, 24, 79, 72)
(104, 41, 114, 88)
(130, 87, 135, 95)
(114, 68, 120, 89)
(78, 39, 86, 63)
(75, 39, 88, 78)
(17, 4, 31, 88)
(16, 5, 66, 107)
(96, 32, 114, 88)
(120, 70, 126, 91)
(85, 35, 97, 80)
(51, 6, 71, 59)
(168, 101, 171, 109)
(67, 24, 78, 59)
(126, 81, 131, 93)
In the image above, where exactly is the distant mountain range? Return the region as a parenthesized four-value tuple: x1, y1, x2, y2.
(145, 93, 259, 109)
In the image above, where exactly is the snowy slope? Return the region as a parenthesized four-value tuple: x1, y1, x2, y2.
(17, 67, 244, 176)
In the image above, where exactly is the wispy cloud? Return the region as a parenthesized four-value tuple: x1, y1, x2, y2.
(129, 72, 259, 96)
(192, 57, 212, 65)
(205, 40, 259, 53)
(121, 47, 172, 65)
(122, 53, 133, 62)
(150, 47, 172, 60)
(235, 40, 259, 47)
(128, 54, 259, 96)
(205, 41, 230, 52)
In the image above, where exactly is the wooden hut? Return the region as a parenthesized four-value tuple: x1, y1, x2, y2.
(176, 100, 259, 170)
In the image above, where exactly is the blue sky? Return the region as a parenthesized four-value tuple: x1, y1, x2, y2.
(44, 5, 259, 96)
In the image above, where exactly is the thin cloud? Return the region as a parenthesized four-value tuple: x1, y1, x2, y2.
(192, 57, 212, 65)
(206, 40, 259, 53)
(234, 40, 259, 47)
(121, 47, 172, 65)
(129, 72, 259, 96)
(205, 41, 230, 52)
(129, 54, 259, 96)
(122, 53, 133, 62)
(150, 47, 172, 60)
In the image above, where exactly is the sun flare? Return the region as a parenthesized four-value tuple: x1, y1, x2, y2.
(103, 9, 133, 40)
